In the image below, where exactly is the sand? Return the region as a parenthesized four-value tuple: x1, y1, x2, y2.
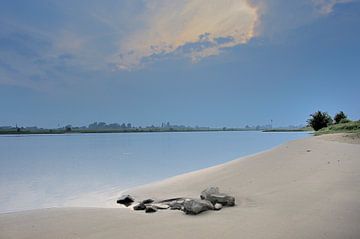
(1, 133, 360, 239)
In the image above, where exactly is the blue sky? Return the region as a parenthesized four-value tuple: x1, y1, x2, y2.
(0, 0, 359, 128)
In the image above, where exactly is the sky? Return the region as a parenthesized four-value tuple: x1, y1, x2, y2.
(0, 0, 359, 128)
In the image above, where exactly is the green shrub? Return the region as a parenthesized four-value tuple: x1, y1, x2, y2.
(307, 111, 333, 131)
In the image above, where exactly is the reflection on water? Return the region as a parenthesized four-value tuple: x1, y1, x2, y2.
(0, 131, 310, 213)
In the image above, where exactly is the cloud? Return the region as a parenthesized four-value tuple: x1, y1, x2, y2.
(0, 0, 356, 86)
(115, 0, 355, 70)
(312, 0, 354, 14)
(116, 0, 258, 70)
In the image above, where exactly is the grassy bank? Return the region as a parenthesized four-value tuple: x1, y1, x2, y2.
(315, 121, 360, 135)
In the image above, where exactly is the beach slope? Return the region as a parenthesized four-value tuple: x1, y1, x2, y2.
(1, 134, 360, 239)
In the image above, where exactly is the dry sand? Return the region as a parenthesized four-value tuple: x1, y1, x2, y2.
(1, 133, 360, 239)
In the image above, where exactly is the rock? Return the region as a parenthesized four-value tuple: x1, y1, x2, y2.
(152, 204, 170, 210)
(145, 206, 157, 213)
(116, 195, 135, 207)
(214, 203, 223, 210)
(142, 199, 154, 204)
(133, 203, 146, 210)
(183, 199, 214, 215)
(200, 187, 220, 199)
(170, 204, 183, 210)
(208, 194, 235, 206)
(168, 200, 185, 210)
(119, 188, 235, 215)
(200, 187, 235, 206)
(159, 197, 184, 203)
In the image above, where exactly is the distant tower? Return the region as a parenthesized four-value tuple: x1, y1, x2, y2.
(270, 119, 273, 129)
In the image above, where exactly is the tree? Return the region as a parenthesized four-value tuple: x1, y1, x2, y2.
(334, 111, 348, 124)
(307, 111, 333, 131)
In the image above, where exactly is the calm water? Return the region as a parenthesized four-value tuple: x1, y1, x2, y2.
(0, 131, 310, 213)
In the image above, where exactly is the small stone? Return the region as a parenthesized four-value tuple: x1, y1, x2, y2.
(159, 197, 184, 203)
(142, 199, 154, 204)
(168, 200, 184, 210)
(145, 206, 157, 213)
(116, 195, 135, 207)
(133, 203, 146, 210)
(152, 204, 170, 210)
(214, 203, 223, 210)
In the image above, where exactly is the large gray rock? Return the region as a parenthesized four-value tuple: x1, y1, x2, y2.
(116, 195, 135, 207)
(183, 199, 214, 215)
(200, 187, 235, 206)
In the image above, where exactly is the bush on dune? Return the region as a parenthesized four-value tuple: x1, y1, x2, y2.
(334, 111, 348, 124)
(307, 111, 333, 131)
(307, 110, 358, 135)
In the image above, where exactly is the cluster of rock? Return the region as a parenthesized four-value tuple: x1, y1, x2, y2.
(116, 187, 235, 215)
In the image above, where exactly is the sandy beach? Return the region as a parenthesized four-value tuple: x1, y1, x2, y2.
(1, 133, 359, 239)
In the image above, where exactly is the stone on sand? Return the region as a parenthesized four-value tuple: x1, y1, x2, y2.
(200, 187, 235, 206)
(183, 199, 214, 215)
(116, 195, 135, 207)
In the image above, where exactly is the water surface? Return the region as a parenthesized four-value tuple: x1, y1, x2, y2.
(0, 131, 309, 213)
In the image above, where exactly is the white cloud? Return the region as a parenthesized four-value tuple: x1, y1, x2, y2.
(113, 0, 355, 70)
(1, 0, 355, 81)
(116, 0, 258, 69)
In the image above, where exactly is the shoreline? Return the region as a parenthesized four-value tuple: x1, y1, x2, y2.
(0, 131, 310, 214)
(0, 133, 309, 215)
(1, 133, 359, 239)
(121, 137, 300, 199)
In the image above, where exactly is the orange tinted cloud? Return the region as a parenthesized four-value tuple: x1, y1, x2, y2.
(116, 0, 258, 69)
(114, 0, 353, 70)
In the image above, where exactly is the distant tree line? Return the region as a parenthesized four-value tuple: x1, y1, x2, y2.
(60, 122, 214, 132)
(88, 122, 132, 129)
